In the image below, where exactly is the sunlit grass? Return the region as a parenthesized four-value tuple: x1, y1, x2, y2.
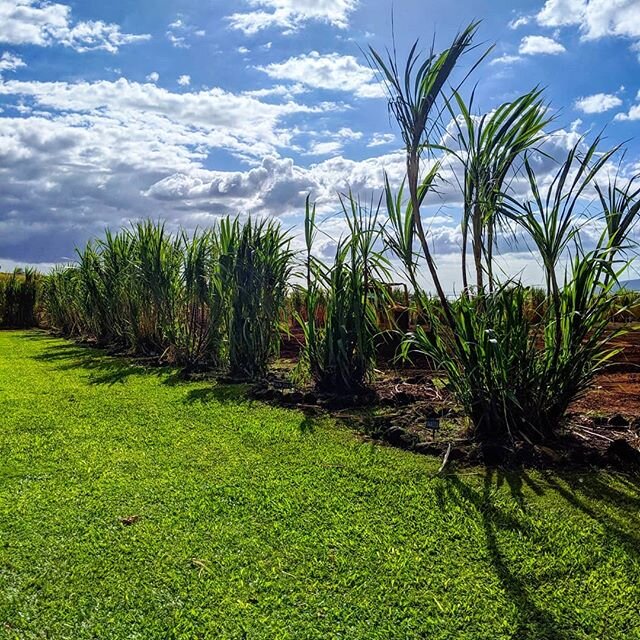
(1, 331, 639, 639)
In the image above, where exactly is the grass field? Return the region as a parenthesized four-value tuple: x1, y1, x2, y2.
(1, 331, 639, 639)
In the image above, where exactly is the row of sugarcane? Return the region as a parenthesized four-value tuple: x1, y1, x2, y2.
(34, 22, 640, 446)
(43, 218, 293, 379)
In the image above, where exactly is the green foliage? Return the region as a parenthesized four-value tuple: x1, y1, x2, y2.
(377, 26, 640, 443)
(172, 229, 227, 368)
(41, 266, 83, 335)
(297, 195, 390, 392)
(224, 217, 295, 379)
(408, 275, 625, 441)
(0, 268, 39, 328)
(438, 88, 550, 291)
(41, 218, 293, 378)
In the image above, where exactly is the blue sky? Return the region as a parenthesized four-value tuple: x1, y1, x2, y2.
(1, 0, 639, 287)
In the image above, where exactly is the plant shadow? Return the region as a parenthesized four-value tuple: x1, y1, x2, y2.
(183, 384, 250, 405)
(25, 333, 317, 435)
(27, 331, 181, 386)
(435, 467, 639, 639)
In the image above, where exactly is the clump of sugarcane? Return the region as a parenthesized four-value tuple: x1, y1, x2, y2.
(370, 22, 640, 443)
(295, 193, 390, 392)
(0, 268, 40, 328)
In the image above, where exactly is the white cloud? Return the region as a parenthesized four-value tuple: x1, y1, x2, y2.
(336, 127, 362, 140)
(304, 140, 343, 156)
(301, 127, 362, 155)
(574, 92, 622, 113)
(257, 51, 385, 98)
(615, 104, 640, 121)
(146, 71, 159, 83)
(0, 87, 630, 294)
(0, 51, 25, 73)
(0, 0, 150, 53)
(519, 34, 566, 55)
(509, 16, 531, 29)
(0, 73, 343, 263)
(536, 0, 585, 27)
(238, 46, 250, 54)
(144, 150, 408, 215)
(489, 54, 523, 65)
(227, 0, 358, 35)
(536, 0, 640, 41)
(177, 75, 191, 86)
(241, 83, 307, 99)
(166, 16, 205, 49)
(367, 132, 395, 147)
(166, 32, 188, 48)
(0, 77, 332, 159)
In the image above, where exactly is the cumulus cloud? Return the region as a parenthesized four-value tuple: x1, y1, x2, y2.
(536, 0, 640, 41)
(146, 71, 159, 83)
(0, 51, 25, 73)
(615, 105, 640, 121)
(367, 132, 395, 147)
(0, 77, 331, 157)
(166, 16, 206, 49)
(0, 0, 150, 53)
(227, 0, 358, 34)
(0, 74, 349, 263)
(519, 35, 566, 55)
(509, 16, 531, 29)
(304, 141, 342, 156)
(177, 75, 191, 86)
(574, 92, 622, 113)
(144, 151, 407, 216)
(613, 90, 640, 121)
(0, 68, 633, 290)
(489, 54, 523, 65)
(257, 51, 385, 98)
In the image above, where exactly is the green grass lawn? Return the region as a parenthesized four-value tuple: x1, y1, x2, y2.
(1, 331, 639, 639)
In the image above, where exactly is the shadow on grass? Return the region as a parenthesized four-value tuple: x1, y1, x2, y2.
(184, 384, 250, 405)
(184, 385, 319, 433)
(27, 331, 183, 387)
(24, 332, 318, 433)
(436, 468, 640, 639)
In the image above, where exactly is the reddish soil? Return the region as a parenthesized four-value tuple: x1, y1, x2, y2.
(572, 328, 640, 416)
(571, 372, 640, 415)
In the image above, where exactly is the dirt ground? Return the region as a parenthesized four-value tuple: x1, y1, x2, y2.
(276, 324, 640, 469)
(570, 329, 640, 415)
(282, 324, 640, 417)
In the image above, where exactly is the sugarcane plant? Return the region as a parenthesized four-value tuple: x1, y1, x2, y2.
(42, 217, 293, 380)
(224, 217, 295, 380)
(437, 87, 551, 293)
(0, 268, 39, 328)
(171, 229, 227, 369)
(373, 23, 640, 443)
(296, 194, 391, 392)
(42, 266, 83, 335)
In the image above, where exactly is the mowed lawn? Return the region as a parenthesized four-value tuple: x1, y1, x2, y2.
(1, 332, 639, 639)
